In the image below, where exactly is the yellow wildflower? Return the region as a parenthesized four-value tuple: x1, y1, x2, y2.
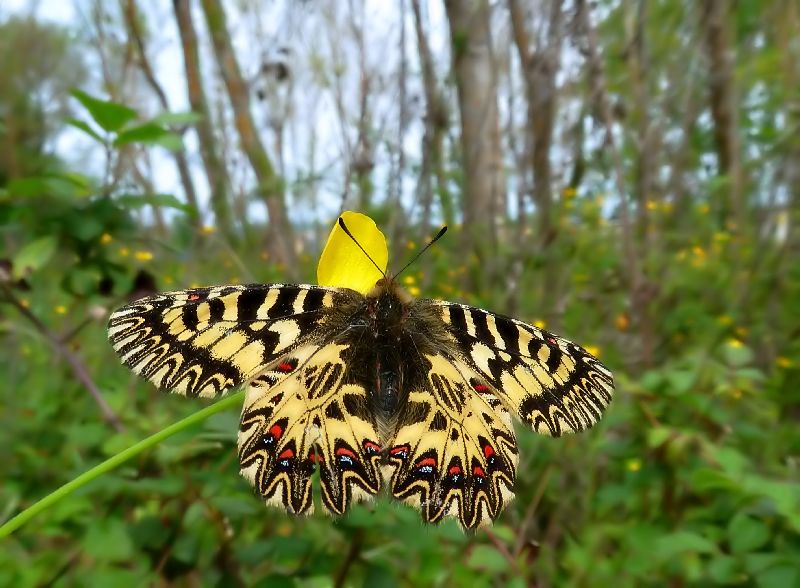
(727, 338, 744, 349)
(615, 313, 630, 331)
(55, 305, 67, 315)
(776, 357, 792, 369)
(734, 326, 748, 339)
(562, 187, 577, 199)
(19, 298, 30, 309)
(717, 315, 733, 326)
(408, 285, 421, 297)
(119, 247, 130, 257)
(402, 275, 416, 286)
(200, 225, 216, 236)
(533, 320, 546, 329)
(317, 211, 387, 295)
(626, 458, 642, 472)
(584, 344, 601, 357)
(406, 240, 417, 250)
(134, 250, 153, 262)
(646, 200, 658, 211)
(100, 233, 113, 245)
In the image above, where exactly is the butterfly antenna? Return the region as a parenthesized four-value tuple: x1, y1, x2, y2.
(337, 217, 388, 277)
(394, 225, 448, 279)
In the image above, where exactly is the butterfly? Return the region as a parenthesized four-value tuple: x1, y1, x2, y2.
(107, 216, 613, 530)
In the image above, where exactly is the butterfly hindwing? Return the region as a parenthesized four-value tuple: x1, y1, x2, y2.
(107, 284, 337, 398)
(387, 351, 518, 529)
(431, 300, 614, 436)
(237, 341, 383, 516)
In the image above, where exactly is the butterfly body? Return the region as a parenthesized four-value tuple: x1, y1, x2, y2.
(109, 279, 613, 529)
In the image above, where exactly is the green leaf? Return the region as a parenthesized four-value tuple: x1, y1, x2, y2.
(467, 545, 508, 573)
(723, 341, 754, 367)
(66, 117, 104, 142)
(71, 89, 138, 133)
(150, 111, 203, 126)
(729, 513, 771, 553)
(116, 193, 194, 214)
(114, 122, 183, 151)
(654, 531, 717, 559)
(82, 519, 135, 562)
(12, 236, 58, 279)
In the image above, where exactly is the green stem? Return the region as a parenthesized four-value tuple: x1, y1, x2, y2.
(0, 390, 244, 539)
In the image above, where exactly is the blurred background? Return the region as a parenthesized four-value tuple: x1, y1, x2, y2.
(1, 0, 798, 586)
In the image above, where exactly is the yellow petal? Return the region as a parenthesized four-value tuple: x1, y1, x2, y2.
(317, 211, 387, 294)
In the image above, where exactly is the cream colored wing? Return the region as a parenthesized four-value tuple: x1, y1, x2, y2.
(108, 284, 345, 398)
(428, 300, 614, 436)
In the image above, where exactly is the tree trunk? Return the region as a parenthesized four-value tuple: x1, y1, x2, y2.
(411, 0, 453, 237)
(444, 0, 503, 277)
(701, 0, 745, 231)
(200, 0, 297, 273)
(173, 0, 236, 242)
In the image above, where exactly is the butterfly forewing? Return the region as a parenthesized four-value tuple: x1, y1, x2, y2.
(107, 284, 337, 398)
(430, 300, 614, 436)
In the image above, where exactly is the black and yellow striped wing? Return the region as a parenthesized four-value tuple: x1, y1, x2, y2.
(107, 284, 339, 398)
(429, 300, 614, 436)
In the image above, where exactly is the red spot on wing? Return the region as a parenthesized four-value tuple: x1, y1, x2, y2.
(188, 293, 201, 301)
(389, 445, 410, 458)
(308, 449, 324, 463)
(473, 383, 489, 393)
(472, 465, 486, 477)
(363, 441, 381, 454)
(278, 448, 295, 460)
(483, 445, 495, 458)
(269, 393, 283, 404)
(547, 337, 558, 345)
(277, 361, 295, 373)
(335, 447, 357, 459)
(268, 423, 284, 439)
(416, 457, 437, 469)
(448, 465, 462, 476)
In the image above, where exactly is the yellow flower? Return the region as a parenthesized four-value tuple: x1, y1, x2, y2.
(533, 319, 546, 329)
(734, 326, 748, 339)
(135, 250, 153, 262)
(164, 275, 174, 285)
(408, 285, 421, 297)
(55, 305, 67, 315)
(646, 200, 658, 211)
(562, 186, 578, 199)
(19, 298, 30, 309)
(692, 246, 706, 258)
(317, 211, 387, 294)
(626, 458, 642, 472)
(260, 251, 269, 261)
(229, 276, 241, 284)
(402, 275, 416, 286)
(584, 344, 601, 357)
(406, 240, 417, 250)
(698, 204, 710, 215)
(717, 315, 733, 326)
(100, 233, 113, 244)
(727, 338, 744, 349)
(200, 225, 216, 236)
(615, 313, 630, 331)
(118, 247, 129, 257)
(776, 357, 793, 369)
